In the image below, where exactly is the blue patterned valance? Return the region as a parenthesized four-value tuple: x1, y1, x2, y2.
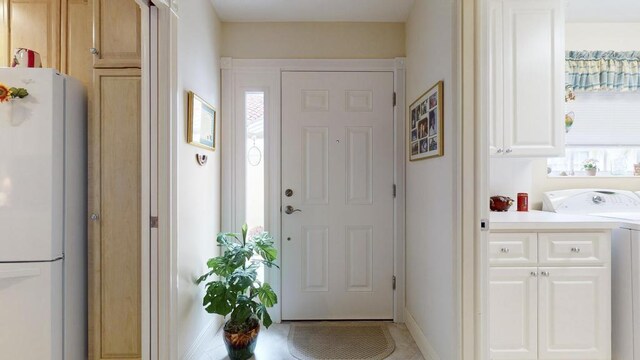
(566, 51, 640, 92)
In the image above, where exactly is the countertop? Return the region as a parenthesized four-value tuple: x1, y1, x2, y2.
(490, 210, 622, 231)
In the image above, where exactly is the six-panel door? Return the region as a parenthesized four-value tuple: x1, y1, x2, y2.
(490, 267, 538, 359)
(281, 71, 395, 320)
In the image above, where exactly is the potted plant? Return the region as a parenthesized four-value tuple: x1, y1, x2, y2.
(583, 159, 599, 176)
(196, 224, 279, 360)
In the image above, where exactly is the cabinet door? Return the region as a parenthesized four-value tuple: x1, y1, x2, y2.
(6, 0, 61, 69)
(93, 0, 141, 68)
(61, 0, 92, 89)
(538, 267, 610, 360)
(90, 69, 142, 360)
(490, 267, 538, 359)
(501, 0, 564, 157)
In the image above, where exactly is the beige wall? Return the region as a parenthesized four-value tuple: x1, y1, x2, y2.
(221, 22, 405, 59)
(177, 0, 223, 357)
(566, 23, 640, 51)
(405, 0, 458, 358)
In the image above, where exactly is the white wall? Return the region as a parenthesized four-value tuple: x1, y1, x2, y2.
(221, 22, 405, 59)
(490, 22, 640, 210)
(176, 1, 223, 358)
(405, 0, 459, 358)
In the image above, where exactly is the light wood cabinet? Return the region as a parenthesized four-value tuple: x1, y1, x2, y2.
(89, 68, 142, 360)
(489, 232, 611, 360)
(92, 0, 141, 68)
(488, 0, 565, 157)
(0, 0, 60, 68)
(61, 0, 92, 89)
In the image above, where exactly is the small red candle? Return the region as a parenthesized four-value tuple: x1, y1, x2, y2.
(517, 193, 528, 212)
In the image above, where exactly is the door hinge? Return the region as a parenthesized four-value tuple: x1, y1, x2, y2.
(392, 276, 396, 290)
(480, 219, 489, 232)
(393, 92, 397, 107)
(393, 184, 397, 198)
(151, 216, 159, 229)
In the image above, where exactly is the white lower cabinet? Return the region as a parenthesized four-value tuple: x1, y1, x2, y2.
(538, 267, 610, 359)
(489, 232, 611, 360)
(490, 267, 538, 359)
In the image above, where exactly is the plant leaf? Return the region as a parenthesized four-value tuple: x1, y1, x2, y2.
(228, 268, 257, 292)
(256, 283, 277, 307)
(256, 303, 273, 328)
(202, 281, 235, 316)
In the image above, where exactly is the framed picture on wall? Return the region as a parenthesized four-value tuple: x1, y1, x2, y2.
(408, 81, 443, 161)
(187, 91, 217, 151)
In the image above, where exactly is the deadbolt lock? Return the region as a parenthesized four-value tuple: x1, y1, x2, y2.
(285, 189, 293, 197)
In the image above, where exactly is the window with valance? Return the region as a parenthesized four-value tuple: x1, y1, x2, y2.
(566, 51, 640, 92)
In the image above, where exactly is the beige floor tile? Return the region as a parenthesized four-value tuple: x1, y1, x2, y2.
(200, 322, 424, 360)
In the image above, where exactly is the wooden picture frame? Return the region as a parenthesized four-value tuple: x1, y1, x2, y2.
(408, 81, 444, 161)
(187, 91, 217, 151)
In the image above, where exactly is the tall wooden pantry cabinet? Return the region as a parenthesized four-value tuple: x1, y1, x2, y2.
(0, 1, 143, 359)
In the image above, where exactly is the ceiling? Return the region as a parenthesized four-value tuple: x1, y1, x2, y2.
(566, 0, 640, 22)
(210, 0, 416, 22)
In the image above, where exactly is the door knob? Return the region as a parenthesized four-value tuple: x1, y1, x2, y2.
(284, 205, 302, 215)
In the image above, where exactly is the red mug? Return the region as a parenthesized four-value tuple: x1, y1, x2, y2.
(517, 193, 528, 212)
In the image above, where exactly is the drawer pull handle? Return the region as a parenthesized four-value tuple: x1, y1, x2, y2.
(571, 247, 581, 253)
(500, 248, 510, 253)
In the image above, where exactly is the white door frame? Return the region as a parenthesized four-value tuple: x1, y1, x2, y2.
(221, 58, 407, 323)
(146, 1, 179, 360)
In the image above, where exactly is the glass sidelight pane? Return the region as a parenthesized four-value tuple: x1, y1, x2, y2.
(245, 91, 265, 282)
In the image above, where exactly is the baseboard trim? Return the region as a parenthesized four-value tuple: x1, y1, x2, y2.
(404, 308, 442, 360)
(181, 318, 223, 360)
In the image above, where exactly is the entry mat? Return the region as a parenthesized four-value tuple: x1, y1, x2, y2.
(288, 322, 396, 360)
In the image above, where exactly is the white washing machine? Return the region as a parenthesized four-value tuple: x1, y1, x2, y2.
(543, 189, 640, 360)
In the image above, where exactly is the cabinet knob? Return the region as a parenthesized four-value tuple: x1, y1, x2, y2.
(496, 148, 504, 153)
(500, 247, 510, 253)
(540, 271, 550, 277)
(571, 247, 581, 253)
(530, 271, 537, 277)
(89, 47, 99, 55)
(89, 213, 100, 221)
(505, 148, 513, 153)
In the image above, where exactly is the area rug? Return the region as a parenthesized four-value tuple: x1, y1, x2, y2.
(288, 322, 396, 360)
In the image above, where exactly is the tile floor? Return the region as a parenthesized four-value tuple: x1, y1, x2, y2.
(198, 322, 424, 360)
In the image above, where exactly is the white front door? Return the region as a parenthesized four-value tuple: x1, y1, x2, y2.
(281, 71, 395, 320)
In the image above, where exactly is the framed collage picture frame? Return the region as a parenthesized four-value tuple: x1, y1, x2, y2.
(409, 81, 444, 161)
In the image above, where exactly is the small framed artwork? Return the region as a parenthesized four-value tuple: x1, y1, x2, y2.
(408, 81, 443, 161)
(187, 91, 217, 151)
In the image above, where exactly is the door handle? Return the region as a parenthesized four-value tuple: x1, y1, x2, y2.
(284, 205, 302, 215)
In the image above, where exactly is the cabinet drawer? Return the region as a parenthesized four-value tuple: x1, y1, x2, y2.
(539, 233, 610, 265)
(489, 233, 537, 265)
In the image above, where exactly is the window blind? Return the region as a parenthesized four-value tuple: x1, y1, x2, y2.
(565, 92, 640, 146)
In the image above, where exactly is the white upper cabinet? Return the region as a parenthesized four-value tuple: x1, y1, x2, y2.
(489, 0, 565, 157)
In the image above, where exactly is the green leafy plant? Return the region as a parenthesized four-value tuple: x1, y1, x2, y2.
(583, 159, 599, 170)
(196, 224, 279, 332)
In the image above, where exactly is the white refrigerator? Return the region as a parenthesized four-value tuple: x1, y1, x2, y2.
(0, 68, 87, 359)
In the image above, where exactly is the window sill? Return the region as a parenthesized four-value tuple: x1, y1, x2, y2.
(547, 175, 640, 179)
